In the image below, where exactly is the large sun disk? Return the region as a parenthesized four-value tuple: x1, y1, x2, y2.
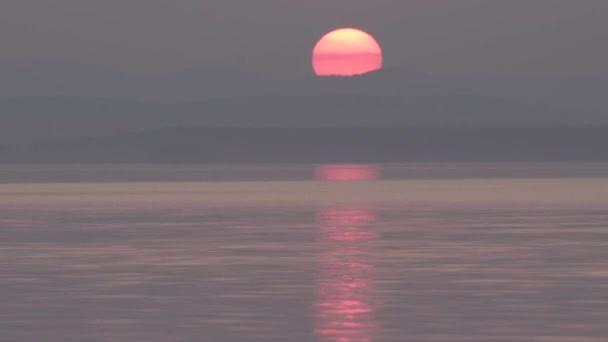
(313, 28, 383, 76)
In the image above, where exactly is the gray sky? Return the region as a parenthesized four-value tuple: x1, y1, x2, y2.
(1, 0, 607, 77)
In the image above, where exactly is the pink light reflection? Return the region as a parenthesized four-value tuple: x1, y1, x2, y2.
(317, 210, 377, 225)
(315, 164, 379, 182)
(315, 208, 379, 342)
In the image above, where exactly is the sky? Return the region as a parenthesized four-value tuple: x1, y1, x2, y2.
(1, 0, 607, 77)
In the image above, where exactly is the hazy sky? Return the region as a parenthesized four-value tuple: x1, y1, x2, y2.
(1, 0, 607, 77)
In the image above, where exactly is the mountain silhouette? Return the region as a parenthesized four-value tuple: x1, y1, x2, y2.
(0, 59, 141, 99)
(4, 125, 608, 164)
(1, 59, 608, 110)
(1, 94, 605, 145)
(1, 57, 607, 156)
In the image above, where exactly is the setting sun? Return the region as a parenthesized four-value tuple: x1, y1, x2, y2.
(312, 28, 383, 76)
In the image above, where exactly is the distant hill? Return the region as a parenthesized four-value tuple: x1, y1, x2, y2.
(4, 125, 608, 163)
(0, 61, 448, 101)
(2, 59, 608, 110)
(0, 95, 605, 145)
(0, 60, 140, 99)
(0, 144, 9, 158)
(0, 60, 278, 101)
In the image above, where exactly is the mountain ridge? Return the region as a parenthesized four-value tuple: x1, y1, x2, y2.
(2, 59, 608, 109)
(1, 94, 605, 145)
(3, 125, 608, 163)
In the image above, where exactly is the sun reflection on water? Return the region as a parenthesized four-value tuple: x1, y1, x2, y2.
(315, 164, 381, 342)
(315, 208, 379, 342)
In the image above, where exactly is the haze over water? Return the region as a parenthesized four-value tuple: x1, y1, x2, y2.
(1, 164, 608, 341)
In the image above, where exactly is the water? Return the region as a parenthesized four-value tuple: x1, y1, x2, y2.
(1, 164, 608, 341)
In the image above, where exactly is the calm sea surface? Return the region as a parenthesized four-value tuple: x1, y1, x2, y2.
(1, 164, 608, 342)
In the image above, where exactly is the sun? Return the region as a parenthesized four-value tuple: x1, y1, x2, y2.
(312, 28, 383, 77)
